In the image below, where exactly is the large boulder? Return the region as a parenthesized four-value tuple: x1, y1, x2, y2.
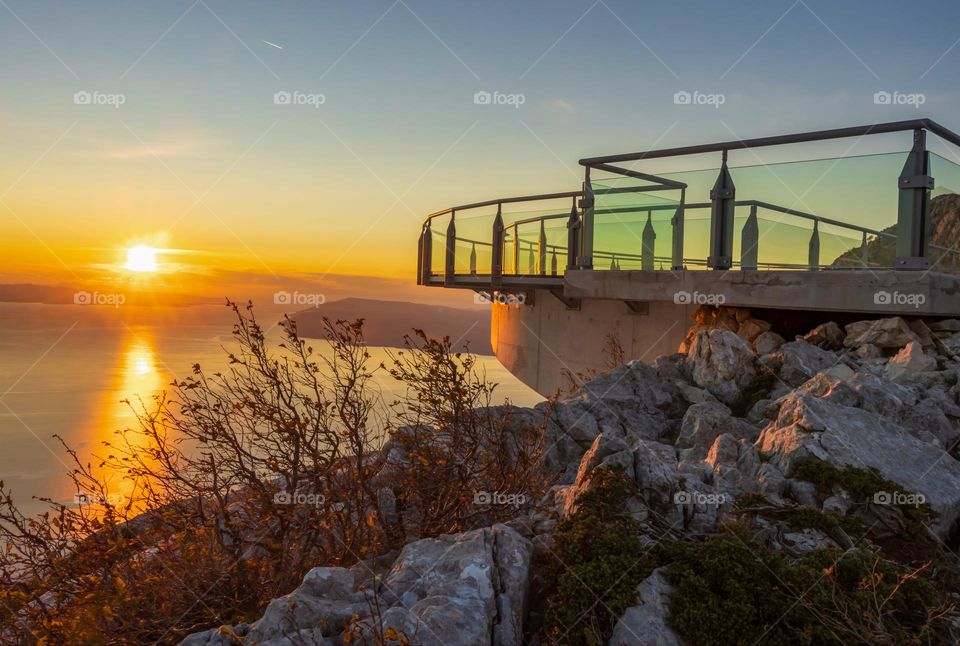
(185, 525, 532, 646)
(376, 524, 532, 646)
(244, 567, 370, 643)
(803, 322, 845, 350)
(885, 341, 937, 380)
(758, 340, 840, 388)
(609, 568, 682, 646)
(756, 393, 960, 535)
(686, 330, 759, 406)
(844, 317, 920, 351)
(676, 401, 759, 459)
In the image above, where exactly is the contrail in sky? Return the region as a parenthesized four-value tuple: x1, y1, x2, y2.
(261, 40, 284, 50)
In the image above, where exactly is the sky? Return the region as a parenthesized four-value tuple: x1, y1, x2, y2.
(2, 0, 960, 305)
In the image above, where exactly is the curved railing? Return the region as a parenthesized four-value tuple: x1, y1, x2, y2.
(418, 119, 960, 287)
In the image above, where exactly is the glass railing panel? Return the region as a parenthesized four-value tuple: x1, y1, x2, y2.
(453, 210, 495, 276)
(428, 212, 452, 278)
(929, 153, 960, 274)
(731, 152, 905, 265)
(590, 177, 685, 270)
(752, 213, 816, 269)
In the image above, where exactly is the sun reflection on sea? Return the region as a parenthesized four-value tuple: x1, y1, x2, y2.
(87, 328, 167, 508)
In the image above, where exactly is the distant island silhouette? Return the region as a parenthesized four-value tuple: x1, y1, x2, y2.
(293, 297, 492, 354)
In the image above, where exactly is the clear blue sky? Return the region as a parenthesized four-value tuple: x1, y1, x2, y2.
(1, 0, 959, 289)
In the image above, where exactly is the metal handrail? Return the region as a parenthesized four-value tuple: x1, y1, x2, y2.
(579, 118, 960, 166)
(421, 119, 960, 285)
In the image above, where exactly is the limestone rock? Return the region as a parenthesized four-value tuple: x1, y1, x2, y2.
(609, 568, 682, 646)
(377, 524, 532, 646)
(686, 329, 759, 406)
(758, 339, 840, 388)
(754, 330, 785, 355)
(676, 402, 759, 459)
(886, 341, 937, 380)
(756, 393, 960, 535)
(738, 318, 772, 343)
(244, 567, 369, 643)
(803, 322, 845, 350)
(844, 317, 920, 350)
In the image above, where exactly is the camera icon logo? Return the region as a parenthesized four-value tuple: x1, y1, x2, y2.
(274, 291, 292, 305)
(873, 290, 891, 305)
(473, 491, 492, 504)
(673, 91, 692, 105)
(874, 91, 892, 105)
(673, 291, 692, 305)
(73, 291, 92, 305)
(474, 91, 492, 105)
(73, 90, 92, 105)
(273, 491, 292, 504)
(873, 491, 892, 505)
(673, 491, 692, 504)
(274, 91, 292, 105)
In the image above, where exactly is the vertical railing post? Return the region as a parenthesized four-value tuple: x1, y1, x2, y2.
(444, 211, 456, 286)
(808, 220, 820, 271)
(671, 188, 685, 270)
(491, 204, 504, 288)
(416, 225, 425, 285)
(421, 220, 433, 283)
(566, 197, 580, 270)
(551, 249, 558, 275)
(642, 210, 656, 270)
(513, 225, 519, 276)
(708, 150, 736, 269)
(538, 219, 547, 275)
(579, 167, 595, 269)
(469, 243, 477, 275)
(741, 204, 758, 270)
(527, 243, 535, 275)
(860, 231, 869, 267)
(896, 128, 933, 270)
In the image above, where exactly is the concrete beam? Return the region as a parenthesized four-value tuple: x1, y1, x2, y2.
(563, 269, 960, 317)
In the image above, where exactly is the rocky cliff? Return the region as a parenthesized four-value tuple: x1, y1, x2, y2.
(182, 307, 960, 645)
(832, 193, 960, 271)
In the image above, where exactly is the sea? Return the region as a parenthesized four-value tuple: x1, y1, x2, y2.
(0, 302, 541, 517)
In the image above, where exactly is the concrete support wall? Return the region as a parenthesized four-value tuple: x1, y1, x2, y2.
(491, 290, 693, 395)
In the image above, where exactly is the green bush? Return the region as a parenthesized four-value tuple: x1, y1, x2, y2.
(663, 528, 951, 645)
(541, 467, 654, 646)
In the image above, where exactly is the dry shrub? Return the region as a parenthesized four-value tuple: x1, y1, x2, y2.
(0, 301, 546, 644)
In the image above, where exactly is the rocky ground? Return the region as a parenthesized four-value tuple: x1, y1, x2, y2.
(182, 307, 960, 645)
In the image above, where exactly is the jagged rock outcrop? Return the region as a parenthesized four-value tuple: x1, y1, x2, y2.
(686, 329, 759, 406)
(609, 568, 682, 646)
(182, 306, 960, 646)
(183, 525, 532, 646)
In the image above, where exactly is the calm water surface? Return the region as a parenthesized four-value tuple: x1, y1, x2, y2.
(0, 303, 541, 516)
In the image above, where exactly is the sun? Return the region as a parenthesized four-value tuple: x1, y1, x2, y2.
(124, 245, 159, 273)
